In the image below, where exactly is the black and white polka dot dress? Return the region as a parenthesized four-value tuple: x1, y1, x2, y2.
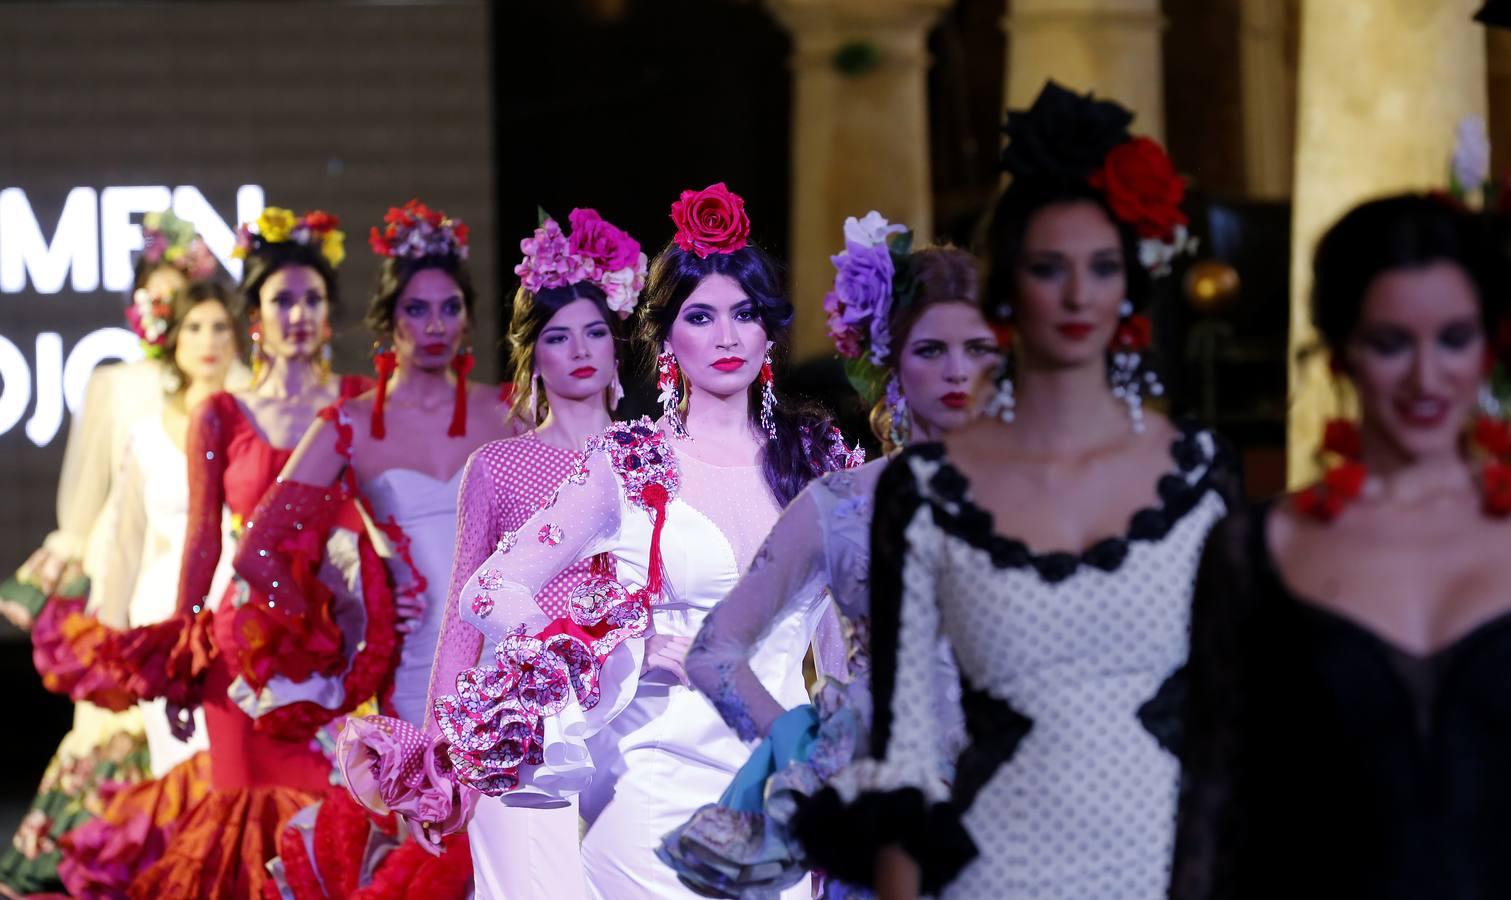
(797, 423, 1235, 899)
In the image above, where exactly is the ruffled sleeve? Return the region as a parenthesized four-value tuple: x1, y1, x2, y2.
(686, 486, 829, 741)
(421, 447, 502, 736)
(793, 450, 976, 895)
(434, 419, 675, 799)
(105, 394, 230, 707)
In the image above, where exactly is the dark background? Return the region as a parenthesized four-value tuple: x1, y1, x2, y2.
(0, 0, 1298, 830)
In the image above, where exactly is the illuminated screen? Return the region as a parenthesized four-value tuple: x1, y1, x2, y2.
(0, 2, 496, 578)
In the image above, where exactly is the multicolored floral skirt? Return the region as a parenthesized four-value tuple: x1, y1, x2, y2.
(0, 701, 152, 895)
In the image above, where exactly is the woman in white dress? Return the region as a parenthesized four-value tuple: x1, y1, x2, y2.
(664, 220, 1001, 897)
(236, 202, 513, 896)
(431, 184, 861, 898)
(795, 82, 1236, 899)
(92, 280, 244, 775)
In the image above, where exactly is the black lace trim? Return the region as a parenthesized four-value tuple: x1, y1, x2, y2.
(792, 786, 977, 896)
(1137, 664, 1186, 757)
(907, 420, 1230, 584)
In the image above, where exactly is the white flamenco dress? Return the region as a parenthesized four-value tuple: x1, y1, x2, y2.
(439, 419, 825, 899)
(92, 417, 221, 776)
(359, 466, 465, 726)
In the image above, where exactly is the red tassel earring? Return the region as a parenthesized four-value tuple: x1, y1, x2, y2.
(449, 350, 474, 437)
(371, 344, 397, 439)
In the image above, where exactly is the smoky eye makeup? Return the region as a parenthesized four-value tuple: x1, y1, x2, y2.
(1438, 320, 1482, 350)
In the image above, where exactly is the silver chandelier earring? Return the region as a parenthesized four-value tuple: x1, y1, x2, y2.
(1108, 300, 1163, 434)
(885, 373, 910, 448)
(527, 371, 543, 425)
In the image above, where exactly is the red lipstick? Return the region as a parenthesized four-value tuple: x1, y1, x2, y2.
(1392, 395, 1451, 429)
(712, 357, 746, 372)
(940, 392, 969, 410)
(1055, 323, 1095, 340)
(422, 342, 448, 355)
(570, 366, 598, 379)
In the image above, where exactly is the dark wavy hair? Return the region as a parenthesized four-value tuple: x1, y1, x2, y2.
(364, 253, 477, 340)
(505, 280, 626, 425)
(238, 241, 340, 319)
(638, 242, 839, 506)
(1312, 193, 1503, 357)
(162, 281, 246, 389)
(982, 178, 1149, 322)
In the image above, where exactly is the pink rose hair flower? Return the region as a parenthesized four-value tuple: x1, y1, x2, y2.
(514, 209, 646, 318)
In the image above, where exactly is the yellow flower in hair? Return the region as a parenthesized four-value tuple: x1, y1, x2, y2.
(322, 229, 346, 268)
(257, 207, 296, 243)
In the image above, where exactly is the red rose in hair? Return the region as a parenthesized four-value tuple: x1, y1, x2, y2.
(368, 227, 392, 257)
(670, 183, 750, 258)
(1089, 137, 1188, 240)
(303, 210, 340, 234)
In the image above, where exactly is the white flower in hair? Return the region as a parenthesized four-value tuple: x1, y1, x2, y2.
(843, 210, 908, 248)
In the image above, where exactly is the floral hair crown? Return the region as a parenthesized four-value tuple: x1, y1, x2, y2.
(670, 182, 751, 258)
(125, 287, 173, 358)
(141, 210, 218, 281)
(1000, 81, 1196, 276)
(369, 199, 470, 261)
(823, 210, 915, 371)
(232, 206, 346, 269)
(514, 208, 647, 320)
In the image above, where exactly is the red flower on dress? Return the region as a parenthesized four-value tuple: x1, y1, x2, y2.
(670, 183, 750, 258)
(1089, 137, 1188, 241)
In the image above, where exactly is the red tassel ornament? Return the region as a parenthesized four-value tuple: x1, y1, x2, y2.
(448, 351, 474, 437)
(371, 348, 397, 439)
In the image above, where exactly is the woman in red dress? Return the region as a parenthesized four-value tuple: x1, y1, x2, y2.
(111, 208, 385, 899)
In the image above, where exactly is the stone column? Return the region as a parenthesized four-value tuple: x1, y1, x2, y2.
(1286, 0, 1487, 484)
(1238, 0, 1298, 199)
(1003, 0, 1167, 141)
(768, 0, 952, 360)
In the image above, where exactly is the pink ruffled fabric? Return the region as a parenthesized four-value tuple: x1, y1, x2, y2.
(57, 809, 158, 897)
(31, 595, 136, 711)
(336, 716, 476, 835)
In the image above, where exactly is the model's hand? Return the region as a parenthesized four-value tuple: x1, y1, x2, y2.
(166, 702, 198, 742)
(396, 592, 426, 633)
(876, 845, 921, 900)
(406, 815, 444, 855)
(641, 634, 692, 686)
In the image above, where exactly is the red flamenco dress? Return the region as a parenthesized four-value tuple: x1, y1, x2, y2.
(109, 381, 396, 900)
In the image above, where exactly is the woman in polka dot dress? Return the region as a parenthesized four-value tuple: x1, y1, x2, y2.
(794, 83, 1239, 899)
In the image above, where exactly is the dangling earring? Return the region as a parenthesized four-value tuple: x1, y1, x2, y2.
(527, 371, 542, 425)
(160, 365, 183, 395)
(371, 342, 397, 439)
(318, 321, 333, 383)
(885, 373, 910, 448)
(1108, 300, 1161, 434)
(759, 341, 777, 441)
(1480, 348, 1502, 418)
(986, 309, 1015, 424)
(448, 350, 474, 437)
(657, 349, 689, 439)
(608, 366, 625, 410)
(249, 320, 267, 383)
